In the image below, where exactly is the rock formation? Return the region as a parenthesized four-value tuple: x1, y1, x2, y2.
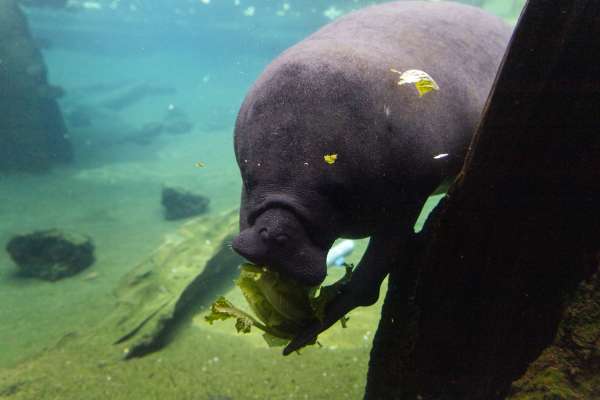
(0, 0, 72, 172)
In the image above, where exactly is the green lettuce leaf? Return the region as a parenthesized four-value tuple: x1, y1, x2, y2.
(205, 263, 353, 348)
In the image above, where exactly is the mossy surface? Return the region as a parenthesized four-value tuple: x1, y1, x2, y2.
(509, 261, 600, 400)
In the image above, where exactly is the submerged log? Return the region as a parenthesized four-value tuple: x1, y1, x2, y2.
(108, 210, 243, 359)
(365, 0, 600, 398)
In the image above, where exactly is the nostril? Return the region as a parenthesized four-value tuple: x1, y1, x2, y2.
(274, 234, 289, 245)
(259, 228, 269, 241)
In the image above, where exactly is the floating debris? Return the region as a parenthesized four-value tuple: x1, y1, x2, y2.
(391, 68, 440, 97)
(324, 153, 338, 165)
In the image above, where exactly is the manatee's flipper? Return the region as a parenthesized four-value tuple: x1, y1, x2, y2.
(284, 229, 413, 355)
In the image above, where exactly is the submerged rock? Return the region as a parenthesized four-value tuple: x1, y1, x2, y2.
(6, 229, 95, 281)
(37, 84, 66, 100)
(161, 186, 209, 221)
(0, 0, 72, 172)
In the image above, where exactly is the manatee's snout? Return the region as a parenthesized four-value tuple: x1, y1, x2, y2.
(232, 208, 328, 287)
(231, 228, 269, 264)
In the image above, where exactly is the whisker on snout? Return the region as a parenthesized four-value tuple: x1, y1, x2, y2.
(224, 240, 235, 253)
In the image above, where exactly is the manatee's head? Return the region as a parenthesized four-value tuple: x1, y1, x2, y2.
(232, 207, 328, 287)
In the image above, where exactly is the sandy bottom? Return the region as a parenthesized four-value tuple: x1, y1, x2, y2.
(0, 252, 384, 400)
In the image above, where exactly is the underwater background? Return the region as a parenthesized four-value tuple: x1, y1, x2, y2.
(0, 1, 525, 398)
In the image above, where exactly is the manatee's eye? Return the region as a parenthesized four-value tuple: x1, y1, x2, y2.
(274, 234, 289, 246)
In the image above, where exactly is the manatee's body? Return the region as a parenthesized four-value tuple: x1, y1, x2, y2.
(232, 1, 511, 351)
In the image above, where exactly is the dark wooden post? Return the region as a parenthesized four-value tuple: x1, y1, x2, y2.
(365, 0, 600, 398)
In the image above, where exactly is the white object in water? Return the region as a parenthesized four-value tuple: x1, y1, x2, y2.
(326, 240, 355, 267)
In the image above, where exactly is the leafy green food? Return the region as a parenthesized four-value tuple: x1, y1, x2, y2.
(205, 297, 264, 333)
(205, 263, 353, 348)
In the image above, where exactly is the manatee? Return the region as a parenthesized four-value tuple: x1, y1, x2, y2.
(232, 1, 512, 353)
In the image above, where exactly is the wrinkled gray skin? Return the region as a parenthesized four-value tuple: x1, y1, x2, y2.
(232, 1, 511, 354)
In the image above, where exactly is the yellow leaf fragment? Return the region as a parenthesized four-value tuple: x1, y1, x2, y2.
(390, 68, 440, 97)
(324, 153, 338, 165)
(194, 161, 206, 168)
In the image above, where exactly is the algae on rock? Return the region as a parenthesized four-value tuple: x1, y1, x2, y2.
(509, 253, 600, 400)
